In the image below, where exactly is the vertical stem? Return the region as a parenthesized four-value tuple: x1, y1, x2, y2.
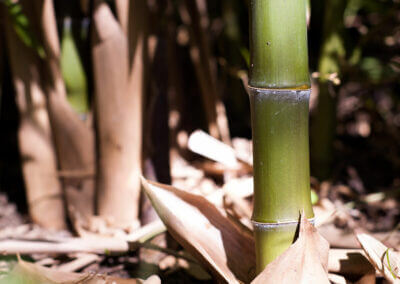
(92, 0, 147, 228)
(0, 25, 3, 114)
(249, 0, 314, 272)
(4, 6, 67, 229)
(166, 0, 185, 146)
(179, 0, 231, 144)
(250, 0, 310, 89)
(33, 0, 96, 223)
(92, 0, 139, 227)
(250, 88, 313, 270)
(115, 0, 129, 35)
(311, 0, 346, 180)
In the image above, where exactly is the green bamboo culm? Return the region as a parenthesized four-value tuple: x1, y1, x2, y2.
(249, 0, 310, 89)
(249, 0, 314, 273)
(311, 0, 346, 180)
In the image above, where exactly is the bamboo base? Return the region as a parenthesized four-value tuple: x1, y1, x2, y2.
(253, 219, 314, 273)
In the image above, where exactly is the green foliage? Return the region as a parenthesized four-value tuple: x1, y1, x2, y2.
(2, 0, 45, 58)
(0, 256, 33, 284)
(360, 57, 384, 83)
(239, 47, 250, 68)
(0, 273, 28, 284)
(385, 249, 398, 280)
(60, 22, 88, 113)
(311, 190, 319, 205)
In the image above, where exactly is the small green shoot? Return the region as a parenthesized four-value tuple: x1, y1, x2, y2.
(385, 248, 399, 280)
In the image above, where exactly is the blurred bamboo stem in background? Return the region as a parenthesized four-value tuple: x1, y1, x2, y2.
(166, 1, 185, 148)
(92, 0, 146, 228)
(180, 0, 231, 145)
(4, 2, 66, 229)
(0, 23, 3, 114)
(311, 0, 346, 180)
(115, 0, 129, 35)
(249, 0, 314, 272)
(32, 0, 96, 224)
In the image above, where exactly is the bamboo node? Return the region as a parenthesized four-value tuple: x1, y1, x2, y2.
(252, 218, 315, 231)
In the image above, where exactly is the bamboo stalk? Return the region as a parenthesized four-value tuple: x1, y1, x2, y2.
(310, 0, 346, 180)
(127, 0, 149, 227)
(165, 0, 185, 148)
(92, 0, 146, 228)
(92, 1, 132, 227)
(115, 0, 129, 35)
(29, 0, 96, 222)
(249, 0, 310, 89)
(249, 0, 314, 272)
(0, 23, 3, 113)
(179, 0, 231, 144)
(3, 3, 67, 230)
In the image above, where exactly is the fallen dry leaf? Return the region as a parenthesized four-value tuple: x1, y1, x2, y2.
(328, 273, 349, 284)
(188, 130, 239, 168)
(251, 215, 330, 284)
(357, 233, 400, 283)
(355, 272, 376, 284)
(3, 257, 160, 284)
(141, 177, 256, 283)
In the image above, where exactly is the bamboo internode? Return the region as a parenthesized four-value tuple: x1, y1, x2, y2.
(249, 0, 310, 89)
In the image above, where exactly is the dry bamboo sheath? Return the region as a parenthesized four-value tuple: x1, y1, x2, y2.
(249, 0, 314, 272)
